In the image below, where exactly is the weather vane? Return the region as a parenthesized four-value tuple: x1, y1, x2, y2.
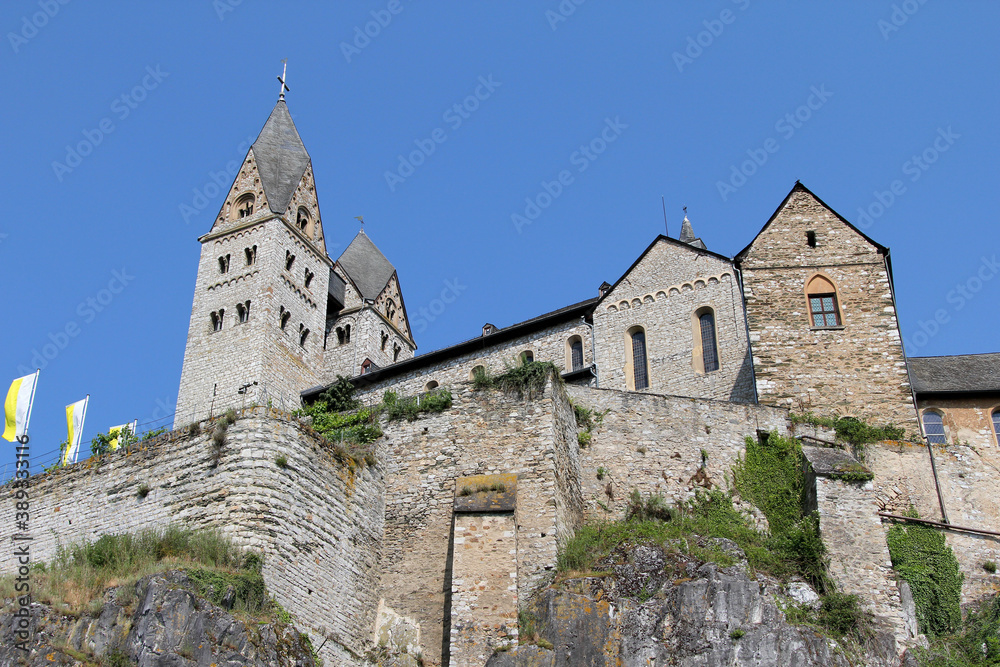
(355, 215, 364, 232)
(277, 59, 290, 100)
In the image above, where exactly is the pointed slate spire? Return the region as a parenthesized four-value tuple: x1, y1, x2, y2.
(251, 100, 311, 215)
(337, 231, 396, 301)
(678, 215, 707, 250)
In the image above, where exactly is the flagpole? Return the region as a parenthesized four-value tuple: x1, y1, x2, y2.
(75, 395, 90, 464)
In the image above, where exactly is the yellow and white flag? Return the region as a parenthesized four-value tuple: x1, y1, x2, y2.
(3, 371, 39, 443)
(63, 396, 89, 465)
(108, 420, 137, 451)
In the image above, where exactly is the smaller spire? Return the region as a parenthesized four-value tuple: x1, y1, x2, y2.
(678, 212, 707, 250)
(277, 59, 289, 101)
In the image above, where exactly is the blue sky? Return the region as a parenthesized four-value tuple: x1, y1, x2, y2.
(2, 1, 998, 474)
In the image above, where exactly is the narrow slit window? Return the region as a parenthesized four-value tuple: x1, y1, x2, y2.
(923, 411, 946, 444)
(345, 324, 351, 343)
(279, 306, 290, 330)
(299, 324, 310, 347)
(304, 268, 314, 288)
(245, 246, 257, 266)
(285, 251, 296, 271)
(992, 409, 1000, 446)
(219, 254, 230, 274)
(806, 230, 817, 247)
(211, 310, 224, 332)
(336, 327, 346, 345)
(631, 329, 649, 390)
(393, 344, 401, 362)
(699, 311, 719, 372)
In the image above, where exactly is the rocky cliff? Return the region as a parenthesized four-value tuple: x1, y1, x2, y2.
(0, 570, 317, 666)
(487, 541, 900, 667)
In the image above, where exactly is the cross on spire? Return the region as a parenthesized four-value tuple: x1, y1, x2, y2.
(277, 59, 290, 101)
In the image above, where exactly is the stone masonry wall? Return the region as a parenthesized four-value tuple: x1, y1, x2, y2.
(916, 395, 1000, 449)
(868, 440, 1000, 606)
(378, 378, 583, 666)
(594, 239, 755, 402)
(739, 186, 916, 429)
(0, 410, 384, 665)
(564, 385, 789, 519)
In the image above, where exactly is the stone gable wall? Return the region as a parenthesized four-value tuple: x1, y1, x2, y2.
(916, 395, 1000, 449)
(739, 188, 916, 428)
(0, 411, 384, 665)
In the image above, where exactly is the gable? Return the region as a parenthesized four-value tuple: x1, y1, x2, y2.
(601, 236, 735, 306)
(737, 183, 887, 269)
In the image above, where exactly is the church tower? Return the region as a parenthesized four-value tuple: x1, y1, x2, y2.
(174, 86, 414, 427)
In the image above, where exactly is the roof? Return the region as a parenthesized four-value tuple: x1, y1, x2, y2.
(734, 181, 888, 262)
(679, 216, 707, 250)
(908, 353, 1000, 395)
(336, 232, 396, 301)
(301, 297, 598, 399)
(251, 100, 311, 215)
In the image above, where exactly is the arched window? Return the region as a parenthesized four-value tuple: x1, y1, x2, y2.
(628, 326, 649, 390)
(296, 207, 310, 233)
(236, 301, 250, 324)
(304, 268, 314, 288)
(806, 274, 841, 328)
(567, 336, 584, 371)
(520, 350, 534, 365)
(345, 324, 351, 343)
(695, 308, 719, 373)
(336, 327, 346, 345)
(285, 250, 296, 271)
(234, 193, 255, 219)
(393, 344, 401, 362)
(211, 309, 224, 332)
(299, 324, 310, 347)
(386, 299, 397, 322)
(279, 306, 290, 330)
(469, 365, 486, 381)
(992, 409, 1000, 446)
(381, 330, 389, 351)
(424, 381, 439, 392)
(245, 246, 257, 266)
(218, 254, 230, 274)
(922, 411, 946, 444)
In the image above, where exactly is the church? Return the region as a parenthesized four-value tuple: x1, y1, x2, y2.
(174, 95, 1000, 449)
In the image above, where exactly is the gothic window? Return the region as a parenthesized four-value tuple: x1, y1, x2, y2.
(697, 308, 720, 373)
(336, 327, 346, 345)
(296, 207, 310, 233)
(922, 410, 946, 444)
(393, 344, 401, 362)
(234, 193, 255, 219)
(567, 336, 584, 371)
(299, 324, 310, 347)
(806, 275, 841, 328)
(285, 251, 296, 271)
(304, 268, 314, 288)
(628, 326, 649, 390)
(279, 306, 290, 330)
(245, 246, 257, 266)
(236, 301, 250, 324)
(992, 409, 1000, 446)
(218, 254, 230, 274)
(211, 309, 224, 332)
(381, 330, 389, 351)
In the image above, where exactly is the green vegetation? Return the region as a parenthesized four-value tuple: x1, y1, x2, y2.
(577, 431, 592, 447)
(136, 483, 150, 499)
(275, 455, 288, 469)
(458, 482, 507, 496)
(914, 593, 1000, 666)
(297, 402, 382, 447)
(730, 628, 745, 640)
(596, 466, 607, 480)
(471, 360, 560, 398)
(313, 375, 361, 412)
(91, 424, 137, 457)
(886, 511, 964, 638)
(984, 561, 997, 574)
(382, 388, 453, 422)
(0, 526, 284, 623)
(573, 403, 607, 449)
(790, 412, 905, 449)
(142, 427, 167, 441)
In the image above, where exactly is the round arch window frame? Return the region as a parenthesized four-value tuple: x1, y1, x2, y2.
(921, 408, 948, 445)
(691, 304, 721, 375)
(232, 192, 257, 221)
(624, 324, 650, 391)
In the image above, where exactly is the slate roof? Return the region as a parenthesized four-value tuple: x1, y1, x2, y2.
(908, 353, 1000, 395)
(679, 215, 707, 250)
(251, 100, 311, 215)
(337, 232, 396, 301)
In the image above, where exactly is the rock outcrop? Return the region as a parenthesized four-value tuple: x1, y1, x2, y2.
(487, 541, 899, 667)
(0, 570, 317, 666)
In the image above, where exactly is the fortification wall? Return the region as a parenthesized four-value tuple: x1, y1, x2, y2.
(378, 379, 583, 665)
(564, 385, 789, 519)
(869, 441, 1000, 606)
(0, 410, 384, 665)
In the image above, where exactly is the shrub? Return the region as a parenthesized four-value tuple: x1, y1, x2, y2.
(275, 455, 288, 469)
(984, 561, 997, 574)
(385, 389, 453, 422)
(817, 592, 872, 639)
(492, 361, 559, 398)
(315, 375, 360, 412)
(577, 431, 592, 447)
(141, 427, 167, 442)
(730, 628, 745, 640)
(136, 483, 150, 499)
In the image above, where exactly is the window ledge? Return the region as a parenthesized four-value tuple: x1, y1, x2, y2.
(810, 325, 845, 331)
